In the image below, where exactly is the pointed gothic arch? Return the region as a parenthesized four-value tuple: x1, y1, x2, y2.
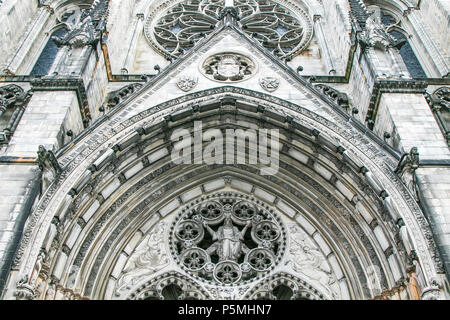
(8, 86, 441, 300)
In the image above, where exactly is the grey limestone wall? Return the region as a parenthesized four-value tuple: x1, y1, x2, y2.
(417, 167, 450, 277)
(0, 164, 39, 293)
(373, 93, 450, 160)
(5, 91, 83, 157)
(0, 0, 37, 69)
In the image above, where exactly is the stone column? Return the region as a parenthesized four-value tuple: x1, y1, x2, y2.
(2, 4, 51, 74)
(121, 13, 145, 74)
(313, 15, 337, 75)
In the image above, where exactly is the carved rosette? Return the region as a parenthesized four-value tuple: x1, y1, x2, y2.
(176, 75, 198, 92)
(259, 77, 280, 92)
(201, 52, 255, 82)
(169, 192, 286, 286)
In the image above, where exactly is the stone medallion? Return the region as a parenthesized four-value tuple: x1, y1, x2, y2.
(259, 77, 280, 92)
(169, 192, 286, 286)
(176, 75, 198, 92)
(202, 53, 255, 82)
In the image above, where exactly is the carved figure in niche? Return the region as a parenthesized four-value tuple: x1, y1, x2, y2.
(28, 249, 46, 285)
(37, 145, 62, 192)
(362, 13, 397, 50)
(116, 222, 170, 294)
(394, 147, 420, 199)
(203, 212, 251, 262)
(44, 280, 56, 300)
(288, 225, 335, 294)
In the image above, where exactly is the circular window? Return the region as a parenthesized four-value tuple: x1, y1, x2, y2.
(145, 0, 312, 59)
(169, 192, 286, 286)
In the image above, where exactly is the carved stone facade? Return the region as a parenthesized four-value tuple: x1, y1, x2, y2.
(0, 0, 449, 301)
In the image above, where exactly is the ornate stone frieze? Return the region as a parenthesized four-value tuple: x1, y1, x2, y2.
(201, 52, 255, 82)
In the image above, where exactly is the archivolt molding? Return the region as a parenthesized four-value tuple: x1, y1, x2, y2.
(9, 86, 441, 300)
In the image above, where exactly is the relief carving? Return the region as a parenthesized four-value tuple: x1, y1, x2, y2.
(259, 77, 280, 92)
(176, 75, 198, 92)
(202, 53, 255, 82)
(287, 224, 339, 298)
(115, 222, 170, 294)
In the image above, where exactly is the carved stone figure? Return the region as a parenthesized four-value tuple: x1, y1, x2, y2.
(170, 194, 285, 286)
(13, 276, 35, 300)
(360, 13, 398, 50)
(52, 1, 108, 48)
(288, 225, 336, 297)
(203, 213, 251, 262)
(394, 147, 420, 199)
(28, 249, 46, 285)
(44, 281, 56, 300)
(116, 222, 170, 293)
(37, 145, 62, 192)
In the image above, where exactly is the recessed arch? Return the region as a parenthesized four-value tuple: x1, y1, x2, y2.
(9, 86, 440, 300)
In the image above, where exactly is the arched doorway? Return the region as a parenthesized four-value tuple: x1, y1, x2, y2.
(8, 87, 441, 300)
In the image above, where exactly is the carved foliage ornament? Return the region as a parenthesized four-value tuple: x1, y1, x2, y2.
(169, 193, 286, 286)
(147, 0, 312, 59)
(202, 52, 255, 82)
(176, 75, 199, 92)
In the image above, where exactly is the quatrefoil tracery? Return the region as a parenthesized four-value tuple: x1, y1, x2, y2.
(170, 194, 286, 286)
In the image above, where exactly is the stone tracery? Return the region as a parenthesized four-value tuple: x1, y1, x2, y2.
(147, 0, 312, 59)
(170, 193, 286, 286)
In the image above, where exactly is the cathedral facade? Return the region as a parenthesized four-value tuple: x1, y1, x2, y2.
(0, 0, 449, 300)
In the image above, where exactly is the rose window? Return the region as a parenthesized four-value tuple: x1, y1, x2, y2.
(145, 0, 312, 59)
(169, 192, 286, 286)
